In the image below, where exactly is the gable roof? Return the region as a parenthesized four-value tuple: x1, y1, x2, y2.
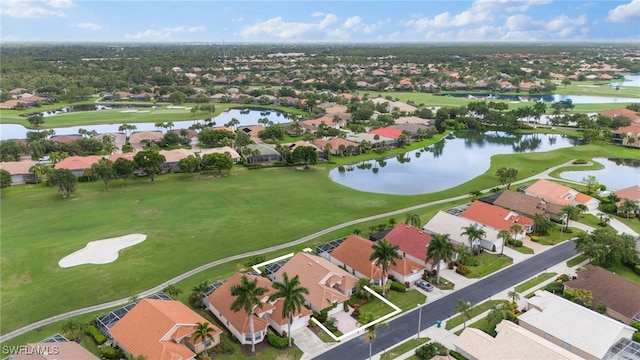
(384, 223, 433, 262)
(0, 159, 38, 175)
(423, 211, 502, 246)
(367, 127, 403, 139)
(54, 155, 101, 171)
(206, 273, 271, 335)
(330, 235, 383, 281)
(461, 200, 534, 230)
(525, 179, 596, 206)
(564, 265, 640, 321)
(455, 320, 581, 360)
(275, 252, 358, 311)
(492, 190, 563, 218)
(520, 291, 636, 359)
(614, 185, 640, 202)
(109, 299, 221, 360)
(129, 131, 164, 144)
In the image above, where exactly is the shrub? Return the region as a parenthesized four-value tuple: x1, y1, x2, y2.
(530, 235, 539, 242)
(557, 274, 570, 282)
(416, 342, 447, 359)
(84, 325, 106, 345)
(213, 338, 234, 355)
(631, 321, 640, 331)
(243, 255, 266, 267)
(634, 264, 640, 276)
(545, 282, 564, 294)
(449, 350, 469, 360)
(390, 281, 407, 292)
(514, 240, 523, 247)
(596, 304, 606, 314)
(573, 159, 588, 164)
(456, 265, 471, 276)
(267, 332, 292, 348)
(634, 331, 640, 343)
(99, 346, 124, 359)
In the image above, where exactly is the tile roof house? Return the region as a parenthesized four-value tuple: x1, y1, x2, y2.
(612, 124, 640, 148)
(0, 159, 38, 185)
(301, 115, 345, 129)
(270, 252, 358, 314)
(614, 185, 640, 210)
(205, 272, 311, 343)
(54, 155, 101, 176)
(524, 179, 600, 211)
(384, 223, 433, 267)
(519, 290, 636, 360)
(564, 265, 640, 324)
(423, 211, 502, 251)
(12, 341, 100, 360)
(367, 127, 403, 140)
(460, 200, 535, 234)
(198, 146, 241, 163)
(323, 235, 425, 285)
(313, 137, 360, 156)
(109, 299, 222, 360)
(455, 320, 582, 360)
(489, 190, 563, 221)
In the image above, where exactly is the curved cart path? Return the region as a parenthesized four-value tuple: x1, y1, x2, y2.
(0, 160, 615, 342)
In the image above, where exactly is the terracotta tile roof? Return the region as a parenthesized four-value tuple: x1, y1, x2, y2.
(269, 297, 313, 326)
(461, 200, 534, 231)
(206, 273, 270, 335)
(614, 185, 640, 201)
(601, 108, 640, 121)
(367, 127, 403, 139)
(384, 223, 433, 262)
(0, 160, 38, 175)
(198, 146, 241, 160)
(159, 149, 192, 163)
(492, 190, 562, 218)
(331, 235, 425, 279)
(525, 179, 595, 206)
(110, 299, 221, 360)
(54, 155, 101, 171)
(302, 115, 342, 127)
(109, 152, 137, 162)
(613, 123, 640, 136)
(129, 131, 164, 144)
(313, 137, 359, 150)
(275, 252, 358, 311)
(564, 265, 640, 321)
(13, 342, 99, 360)
(50, 134, 82, 144)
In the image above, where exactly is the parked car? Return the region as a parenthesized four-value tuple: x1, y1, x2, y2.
(415, 279, 434, 292)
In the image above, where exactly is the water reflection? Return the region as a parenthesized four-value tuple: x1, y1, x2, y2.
(560, 157, 640, 190)
(329, 131, 579, 195)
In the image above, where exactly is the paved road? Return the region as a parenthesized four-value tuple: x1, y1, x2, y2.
(313, 240, 577, 360)
(0, 160, 580, 342)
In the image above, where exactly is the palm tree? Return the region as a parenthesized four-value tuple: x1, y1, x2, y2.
(509, 223, 523, 241)
(497, 230, 512, 256)
(507, 289, 520, 306)
(355, 278, 373, 301)
(230, 275, 269, 353)
(405, 213, 422, 228)
(61, 319, 83, 340)
(456, 245, 474, 269)
(560, 205, 580, 232)
(269, 273, 309, 347)
(575, 234, 606, 264)
(193, 321, 216, 350)
(460, 224, 486, 253)
(370, 239, 402, 297)
(426, 233, 454, 285)
(487, 300, 516, 326)
(162, 283, 183, 299)
(190, 281, 210, 309)
(388, 218, 397, 227)
(359, 312, 387, 360)
(454, 299, 473, 329)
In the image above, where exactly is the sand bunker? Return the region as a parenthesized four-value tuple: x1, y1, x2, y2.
(58, 234, 147, 268)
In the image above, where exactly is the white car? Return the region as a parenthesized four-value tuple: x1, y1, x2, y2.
(415, 279, 434, 292)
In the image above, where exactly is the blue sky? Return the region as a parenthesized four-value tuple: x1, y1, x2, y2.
(1, 0, 639, 43)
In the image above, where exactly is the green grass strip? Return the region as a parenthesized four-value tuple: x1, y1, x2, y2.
(445, 300, 501, 330)
(514, 272, 557, 293)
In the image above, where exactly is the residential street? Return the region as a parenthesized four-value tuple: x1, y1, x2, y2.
(312, 240, 578, 360)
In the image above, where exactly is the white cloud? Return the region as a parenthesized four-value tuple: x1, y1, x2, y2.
(0, 0, 67, 18)
(607, 0, 640, 23)
(47, 0, 72, 8)
(240, 14, 337, 39)
(124, 26, 204, 41)
(311, 11, 324, 17)
(75, 22, 102, 31)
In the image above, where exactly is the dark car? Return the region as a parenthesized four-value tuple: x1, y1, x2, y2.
(415, 279, 434, 292)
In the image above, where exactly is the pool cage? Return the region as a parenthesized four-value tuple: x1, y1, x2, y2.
(96, 292, 172, 339)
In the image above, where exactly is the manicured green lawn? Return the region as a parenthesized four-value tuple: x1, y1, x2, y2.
(357, 290, 427, 319)
(567, 254, 589, 267)
(603, 264, 640, 285)
(455, 317, 497, 336)
(380, 338, 430, 360)
(514, 272, 557, 293)
(445, 300, 501, 330)
(1, 142, 638, 336)
(617, 215, 640, 234)
(512, 246, 535, 255)
(534, 226, 586, 245)
(466, 253, 513, 279)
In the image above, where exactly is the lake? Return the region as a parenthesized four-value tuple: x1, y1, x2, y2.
(329, 131, 581, 195)
(0, 109, 290, 141)
(438, 93, 638, 104)
(560, 157, 640, 190)
(608, 74, 640, 87)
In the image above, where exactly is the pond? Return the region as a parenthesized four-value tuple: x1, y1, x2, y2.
(608, 74, 640, 88)
(438, 93, 638, 104)
(0, 109, 290, 141)
(560, 157, 640, 190)
(329, 131, 581, 195)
